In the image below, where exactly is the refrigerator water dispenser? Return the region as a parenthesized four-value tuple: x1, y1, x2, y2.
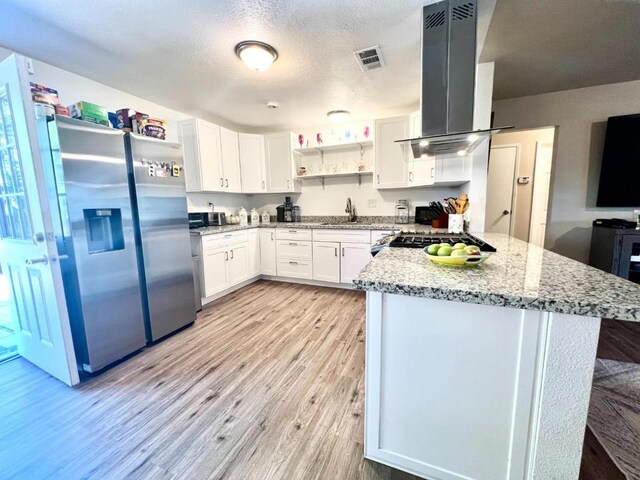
(83, 208, 124, 254)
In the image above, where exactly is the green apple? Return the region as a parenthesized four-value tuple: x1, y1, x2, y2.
(426, 244, 440, 255)
(453, 243, 466, 250)
(437, 246, 453, 256)
(439, 242, 451, 248)
(451, 249, 467, 257)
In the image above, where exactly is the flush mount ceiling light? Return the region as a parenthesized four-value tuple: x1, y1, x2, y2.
(235, 41, 278, 72)
(327, 110, 351, 123)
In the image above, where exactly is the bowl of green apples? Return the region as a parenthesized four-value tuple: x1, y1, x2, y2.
(423, 242, 492, 267)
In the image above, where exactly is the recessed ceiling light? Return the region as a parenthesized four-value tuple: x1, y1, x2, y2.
(419, 140, 429, 147)
(457, 150, 467, 156)
(235, 41, 278, 72)
(266, 100, 279, 109)
(327, 110, 351, 123)
(467, 134, 479, 142)
(420, 153, 428, 159)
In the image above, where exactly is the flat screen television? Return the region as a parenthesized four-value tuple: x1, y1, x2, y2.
(596, 113, 640, 207)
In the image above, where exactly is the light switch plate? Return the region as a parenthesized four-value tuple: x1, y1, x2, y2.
(368, 199, 377, 208)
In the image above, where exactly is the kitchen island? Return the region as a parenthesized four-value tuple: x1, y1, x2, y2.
(353, 233, 640, 480)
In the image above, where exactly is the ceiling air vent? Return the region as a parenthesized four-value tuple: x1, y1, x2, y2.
(353, 45, 384, 72)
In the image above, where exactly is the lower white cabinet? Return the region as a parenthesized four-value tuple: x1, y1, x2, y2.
(248, 229, 260, 278)
(199, 231, 248, 297)
(341, 243, 371, 284)
(228, 244, 248, 285)
(203, 247, 229, 296)
(313, 242, 340, 283)
(259, 228, 277, 275)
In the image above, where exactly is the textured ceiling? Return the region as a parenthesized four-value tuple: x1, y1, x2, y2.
(0, 0, 432, 129)
(481, 0, 640, 100)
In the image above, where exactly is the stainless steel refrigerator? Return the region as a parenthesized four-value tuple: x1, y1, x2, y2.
(35, 105, 196, 372)
(35, 106, 147, 372)
(124, 132, 196, 342)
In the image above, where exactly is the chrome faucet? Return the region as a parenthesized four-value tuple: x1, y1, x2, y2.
(345, 197, 357, 223)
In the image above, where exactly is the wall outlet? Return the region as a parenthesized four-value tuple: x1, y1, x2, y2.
(368, 199, 377, 208)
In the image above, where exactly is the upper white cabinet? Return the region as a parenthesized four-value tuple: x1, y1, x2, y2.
(239, 133, 267, 193)
(219, 127, 242, 193)
(408, 111, 435, 187)
(374, 116, 410, 189)
(178, 119, 242, 193)
(265, 132, 299, 193)
(179, 118, 223, 192)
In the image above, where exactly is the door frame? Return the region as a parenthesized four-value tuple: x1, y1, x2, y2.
(529, 140, 555, 248)
(487, 143, 521, 236)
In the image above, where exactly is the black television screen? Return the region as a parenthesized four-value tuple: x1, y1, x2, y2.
(596, 113, 640, 207)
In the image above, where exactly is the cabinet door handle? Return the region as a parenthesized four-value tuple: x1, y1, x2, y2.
(230, 249, 234, 259)
(430, 167, 435, 178)
(289, 242, 297, 246)
(342, 247, 345, 257)
(377, 174, 380, 184)
(334, 247, 337, 257)
(220, 177, 224, 187)
(225, 179, 229, 188)
(262, 180, 265, 190)
(289, 260, 298, 265)
(225, 251, 228, 261)
(289, 230, 297, 233)
(271, 232, 274, 241)
(409, 171, 413, 182)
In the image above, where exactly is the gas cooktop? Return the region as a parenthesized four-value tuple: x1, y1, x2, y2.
(388, 232, 497, 252)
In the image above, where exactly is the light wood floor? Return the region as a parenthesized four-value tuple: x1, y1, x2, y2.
(0, 280, 422, 480)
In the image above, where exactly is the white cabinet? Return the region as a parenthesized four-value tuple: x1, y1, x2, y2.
(374, 116, 410, 189)
(247, 229, 260, 278)
(341, 243, 371, 284)
(202, 247, 229, 296)
(219, 126, 242, 192)
(313, 242, 340, 283)
(178, 119, 243, 193)
(407, 111, 435, 187)
(199, 231, 248, 297)
(179, 118, 223, 192)
(227, 244, 248, 284)
(259, 228, 277, 275)
(434, 154, 470, 185)
(276, 228, 312, 279)
(265, 132, 299, 193)
(239, 133, 267, 193)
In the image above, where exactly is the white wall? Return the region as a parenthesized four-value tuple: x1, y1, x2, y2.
(249, 179, 457, 218)
(493, 79, 640, 263)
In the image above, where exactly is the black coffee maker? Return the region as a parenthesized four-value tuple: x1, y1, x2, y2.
(276, 196, 294, 222)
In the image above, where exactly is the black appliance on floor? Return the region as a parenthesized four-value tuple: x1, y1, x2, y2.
(589, 220, 640, 284)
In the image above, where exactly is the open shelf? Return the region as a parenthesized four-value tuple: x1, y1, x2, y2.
(295, 170, 373, 189)
(293, 140, 373, 155)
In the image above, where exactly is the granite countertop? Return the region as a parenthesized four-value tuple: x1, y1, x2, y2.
(190, 222, 435, 235)
(352, 232, 640, 322)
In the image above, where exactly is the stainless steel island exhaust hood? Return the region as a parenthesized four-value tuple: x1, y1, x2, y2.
(397, 0, 511, 157)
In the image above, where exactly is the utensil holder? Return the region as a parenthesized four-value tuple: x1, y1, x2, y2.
(448, 214, 464, 233)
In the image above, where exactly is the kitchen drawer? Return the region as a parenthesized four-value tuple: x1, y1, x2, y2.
(276, 228, 312, 241)
(276, 259, 313, 279)
(276, 240, 312, 260)
(312, 229, 371, 244)
(202, 230, 249, 251)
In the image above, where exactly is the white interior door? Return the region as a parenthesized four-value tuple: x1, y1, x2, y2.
(486, 145, 518, 235)
(0, 54, 78, 385)
(529, 141, 554, 248)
